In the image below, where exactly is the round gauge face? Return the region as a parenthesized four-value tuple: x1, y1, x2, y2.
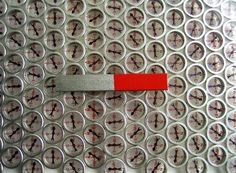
(5, 31, 26, 50)
(26, 0, 46, 17)
(62, 135, 84, 157)
(125, 123, 146, 145)
(168, 76, 187, 97)
(226, 156, 236, 173)
(167, 146, 188, 168)
(186, 157, 207, 173)
(226, 110, 236, 131)
(43, 99, 64, 121)
(42, 147, 64, 169)
(183, 0, 204, 17)
(125, 52, 146, 73)
(185, 19, 205, 39)
(84, 147, 106, 168)
(165, 30, 186, 51)
(22, 87, 44, 109)
(45, 7, 65, 28)
(22, 111, 44, 133)
(64, 63, 84, 75)
(85, 8, 106, 28)
(24, 65, 44, 85)
(24, 42, 45, 62)
(165, 8, 185, 28)
(22, 159, 44, 173)
(104, 135, 126, 156)
(21, 135, 44, 157)
(225, 64, 236, 85)
(104, 63, 125, 74)
(204, 31, 224, 51)
(187, 87, 208, 108)
(187, 111, 208, 132)
(44, 30, 65, 50)
(124, 30, 146, 50)
(42, 123, 64, 144)
(167, 122, 188, 144)
(0, 21, 7, 38)
(146, 90, 167, 108)
(65, 0, 86, 17)
(104, 40, 126, 63)
(145, 18, 166, 39)
(166, 0, 184, 6)
(104, 0, 126, 17)
(207, 145, 227, 167)
(105, 159, 126, 173)
(145, 41, 166, 62)
(25, 19, 45, 40)
(43, 77, 59, 97)
(2, 99, 23, 121)
(104, 111, 126, 133)
(125, 99, 147, 121)
(166, 53, 186, 74)
(125, 146, 147, 168)
(105, 19, 126, 40)
(145, 111, 167, 133)
(63, 159, 84, 173)
(124, 7, 146, 28)
(83, 99, 106, 121)
(3, 76, 24, 97)
(63, 91, 85, 109)
(187, 134, 208, 156)
(4, 53, 25, 74)
(146, 158, 167, 173)
(2, 122, 23, 143)
(85, 30, 106, 50)
(44, 53, 65, 75)
(207, 122, 228, 144)
(64, 19, 85, 39)
(6, 8, 26, 29)
(205, 53, 225, 74)
(206, 76, 226, 97)
(144, 0, 165, 17)
(227, 133, 236, 154)
(62, 111, 85, 133)
(64, 41, 85, 62)
(224, 42, 236, 63)
(83, 123, 105, 145)
(104, 91, 126, 109)
(146, 134, 167, 156)
(186, 64, 207, 85)
(1, 147, 23, 168)
(223, 20, 236, 41)
(167, 98, 188, 121)
(226, 87, 236, 108)
(84, 52, 105, 73)
(203, 9, 223, 29)
(221, 0, 236, 19)
(185, 41, 206, 62)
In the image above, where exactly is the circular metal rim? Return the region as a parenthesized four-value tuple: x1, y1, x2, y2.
(166, 98, 188, 121)
(186, 133, 208, 156)
(164, 7, 186, 29)
(207, 145, 228, 167)
(145, 134, 168, 156)
(207, 121, 228, 144)
(166, 122, 188, 144)
(124, 52, 147, 73)
(186, 86, 208, 108)
(205, 52, 226, 74)
(206, 76, 227, 97)
(186, 110, 208, 133)
(203, 8, 224, 30)
(166, 145, 188, 168)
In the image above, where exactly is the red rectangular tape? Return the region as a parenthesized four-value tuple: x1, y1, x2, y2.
(114, 74, 168, 91)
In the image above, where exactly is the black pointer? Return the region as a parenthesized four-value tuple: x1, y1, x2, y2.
(189, 47, 200, 57)
(73, 68, 79, 75)
(210, 127, 223, 137)
(50, 56, 58, 69)
(72, 23, 78, 36)
(7, 84, 21, 88)
(131, 104, 140, 115)
(89, 14, 102, 23)
(174, 149, 178, 163)
(88, 58, 101, 68)
(31, 161, 36, 173)
(152, 162, 161, 173)
(106, 119, 123, 124)
(26, 94, 39, 103)
(106, 95, 122, 100)
(9, 127, 20, 138)
(154, 113, 158, 128)
(89, 36, 101, 45)
(70, 114, 76, 129)
(30, 46, 40, 57)
(28, 116, 37, 127)
(130, 152, 141, 162)
(169, 84, 183, 88)
(108, 26, 122, 33)
(130, 57, 140, 69)
(8, 151, 18, 163)
(209, 105, 223, 112)
(189, 72, 202, 77)
(72, 2, 79, 14)
(51, 150, 55, 164)
(153, 91, 158, 105)
(88, 152, 100, 161)
(49, 103, 57, 116)
(53, 11, 57, 25)
(129, 35, 139, 46)
(151, 1, 157, 14)
(193, 160, 200, 173)
(170, 57, 180, 68)
(31, 23, 39, 36)
(208, 84, 223, 88)
(107, 49, 122, 55)
(34, 2, 39, 15)
(52, 33, 56, 47)
(107, 143, 122, 147)
(87, 105, 99, 115)
(212, 150, 221, 161)
(28, 138, 37, 152)
(190, 23, 197, 36)
(71, 92, 78, 105)
(7, 106, 19, 114)
(28, 72, 40, 78)
(190, 94, 203, 101)
(151, 22, 157, 36)
(173, 126, 179, 140)
(9, 60, 21, 66)
(153, 44, 158, 58)
(228, 118, 236, 122)
(130, 127, 141, 139)
(51, 126, 56, 141)
(191, 115, 202, 126)
(192, 137, 200, 150)
(152, 137, 159, 151)
(46, 84, 56, 89)
(88, 129, 101, 138)
(171, 104, 181, 115)
(227, 72, 236, 79)
(10, 37, 21, 46)
(72, 45, 78, 59)
(108, 167, 122, 171)
(107, 5, 121, 11)
(230, 139, 236, 145)
(70, 138, 78, 151)
(190, 2, 195, 15)
(129, 13, 140, 24)
(12, 14, 21, 25)
(69, 162, 78, 173)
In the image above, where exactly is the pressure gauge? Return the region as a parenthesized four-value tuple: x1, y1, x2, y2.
(145, 111, 167, 133)
(43, 77, 59, 97)
(104, 19, 125, 40)
(168, 75, 188, 97)
(187, 134, 208, 156)
(64, 63, 85, 75)
(207, 145, 227, 167)
(0, 43, 6, 61)
(85, 30, 106, 50)
(145, 90, 167, 109)
(43, 99, 64, 121)
(207, 122, 228, 144)
(1, 99, 23, 121)
(22, 111, 44, 133)
(105, 158, 126, 173)
(44, 30, 65, 50)
(186, 157, 208, 173)
(145, 40, 167, 62)
(104, 111, 126, 133)
(24, 42, 45, 62)
(165, 30, 186, 51)
(167, 98, 188, 121)
(125, 122, 147, 145)
(24, 65, 44, 85)
(104, 40, 126, 63)
(187, 87, 208, 108)
(226, 110, 236, 131)
(226, 156, 236, 173)
(206, 76, 226, 97)
(62, 135, 84, 157)
(62, 111, 85, 133)
(185, 41, 206, 62)
(145, 134, 167, 156)
(221, 0, 236, 19)
(104, 0, 126, 17)
(22, 87, 44, 109)
(0, 21, 7, 38)
(84, 147, 106, 168)
(65, 0, 86, 17)
(167, 146, 188, 168)
(166, 52, 187, 74)
(84, 52, 105, 73)
(224, 42, 236, 63)
(205, 53, 225, 74)
(204, 30, 224, 51)
(183, 0, 204, 18)
(104, 135, 126, 156)
(4, 53, 25, 74)
(166, 0, 184, 6)
(64, 41, 85, 62)
(185, 19, 205, 40)
(164, 8, 185, 28)
(0, 0, 7, 17)
(104, 91, 126, 109)
(187, 110, 208, 132)
(125, 52, 147, 73)
(83, 99, 106, 121)
(125, 146, 147, 168)
(1, 146, 23, 168)
(2, 122, 23, 143)
(146, 158, 167, 173)
(124, 7, 146, 28)
(45, 0, 65, 6)
(223, 20, 236, 41)
(6, 8, 26, 28)
(226, 87, 236, 108)
(21, 134, 44, 157)
(63, 159, 85, 173)
(3, 76, 24, 97)
(227, 133, 236, 154)
(145, 18, 166, 40)
(124, 99, 146, 121)
(63, 91, 85, 109)
(25, 19, 45, 40)
(64, 18, 85, 39)
(26, 0, 46, 17)
(84, 123, 105, 145)
(144, 0, 165, 17)
(203, 0, 222, 7)
(186, 64, 207, 85)
(22, 159, 44, 173)
(167, 122, 188, 144)
(225, 64, 236, 85)
(124, 29, 146, 51)
(44, 53, 65, 75)
(85, 8, 106, 28)
(203, 9, 223, 29)
(42, 123, 64, 144)
(42, 147, 64, 169)
(206, 98, 227, 120)
(45, 7, 65, 28)
(5, 31, 26, 50)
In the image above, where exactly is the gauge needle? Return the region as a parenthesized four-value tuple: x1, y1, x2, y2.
(89, 14, 101, 23)
(69, 138, 78, 151)
(7, 106, 20, 114)
(49, 103, 57, 116)
(108, 167, 122, 171)
(130, 127, 141, 139)
(88, 129, 101, 138)
(106, 119, 123, 125)
(130, 57, 140, 69)
(8, 127, 20, 138)
(151, 1, 157, 14)
(192, 137, 200, 150)
(108, 26, 122, 33)
(174, 149, 178, 163)
(131, 104, 141, 115)
(69, 162, 79, 173)
(72, 2, 79, 14)
(191, 114, 202, 126)
(106, 94, 122, 100)
(152, 162, 161, 173)
(171, 103, 181, 115)
(70, 114, 76, 129)
(51, 126, 56, 141)
(107, 5, 121, 11)
(28, 138, 37, 152)
(152, 137, 159, 151)
(72, 23, 78, 36)
(31, 23, 39, 36)
(129, 35, 139, 46)
(8, 151, 19, 163)
(87, 105, 99, 115)
(107, 142, 122, 147)
(34, 2, 39, 15)
(130, 152, 141, 162)
(88, 152, 100, 161)
(129, 13, 140, 24)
